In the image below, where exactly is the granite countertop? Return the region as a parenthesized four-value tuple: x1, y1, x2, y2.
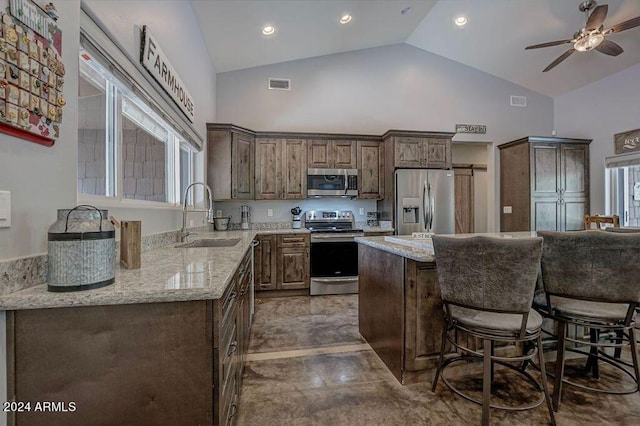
(0, 229, 311, 311)
(356, 231, 538, 263)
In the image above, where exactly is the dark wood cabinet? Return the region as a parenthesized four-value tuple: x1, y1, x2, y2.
(254, 234, 278, 291)
(357, 140, 384, 199)
(255, 138, 281, 200)
(207, 124, 255, 200)
(499, 136, 591, 232)
(281, 138, 307, 199)
(358, 244, 449, 384)
(255, 138, 307, 200)
(384, 131, 452, 169)
(255, 233, 310, 292)
(7, 249, 254, 426)
(307, 139, 356, 169)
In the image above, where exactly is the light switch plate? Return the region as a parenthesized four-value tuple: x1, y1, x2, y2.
(503, 206, 512, 214)
(267, 208, 273, 217)
(0, 191, 10, 228)
(359, 208, 364, 215)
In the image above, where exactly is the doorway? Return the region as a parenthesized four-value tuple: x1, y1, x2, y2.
(452, 143, 490, 233)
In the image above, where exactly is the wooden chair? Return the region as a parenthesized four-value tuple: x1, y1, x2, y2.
(584, 215, 619, 230)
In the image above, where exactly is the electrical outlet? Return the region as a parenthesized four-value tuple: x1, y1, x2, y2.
(189, 219, 194, 227)
(216, 210, 222, 217)
(503, 206, 513, 214)
(267, 209, 273, 217)
(359, 208, 364, 215)
(0, 191, 10, 229)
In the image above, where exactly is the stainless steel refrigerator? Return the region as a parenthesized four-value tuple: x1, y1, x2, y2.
(395, 169, 455, 235)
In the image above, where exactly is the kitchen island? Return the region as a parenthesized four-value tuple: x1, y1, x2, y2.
(355, 232, 536, 385)
(0, 229, 308, 426)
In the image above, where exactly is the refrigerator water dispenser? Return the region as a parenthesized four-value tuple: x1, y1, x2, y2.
(402, 198, 420, 224)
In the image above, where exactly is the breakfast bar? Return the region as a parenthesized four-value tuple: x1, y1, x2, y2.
(355, 232, 536, 384)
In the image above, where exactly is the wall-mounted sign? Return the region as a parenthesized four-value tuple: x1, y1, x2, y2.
(1, 1, 65, 147)
(455, 124, 487, 134)
(614, 128, 640, 155)
(9, 0, 53, 37)
(140, 26, 194, 123)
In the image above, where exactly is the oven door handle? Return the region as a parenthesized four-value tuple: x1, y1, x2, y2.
(311, 235, 361, 242)
(312, 277, 359, 283)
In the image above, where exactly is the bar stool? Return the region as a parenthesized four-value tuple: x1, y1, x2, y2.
(537, 230, 640, 411)
(431, 235, 555, 426)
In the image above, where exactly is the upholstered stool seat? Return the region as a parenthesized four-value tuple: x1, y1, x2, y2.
(534, 292, 631, 322)
(450, 306, 543, 335)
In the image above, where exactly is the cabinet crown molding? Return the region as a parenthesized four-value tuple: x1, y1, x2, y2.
(498, 136, 592, 150)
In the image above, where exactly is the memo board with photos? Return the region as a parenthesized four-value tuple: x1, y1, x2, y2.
(0, 0, 64, 146)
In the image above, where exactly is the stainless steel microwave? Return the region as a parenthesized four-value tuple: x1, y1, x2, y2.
(307, 168, 358, 197)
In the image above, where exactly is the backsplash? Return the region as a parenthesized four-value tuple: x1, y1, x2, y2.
(0, 228, 187, 296)
(215, 199, 378, 224)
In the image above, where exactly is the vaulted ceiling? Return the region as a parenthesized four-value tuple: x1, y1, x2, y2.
(191, 0, 640, 97)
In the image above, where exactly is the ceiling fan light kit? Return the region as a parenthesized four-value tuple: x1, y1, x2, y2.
(525, 1, 640, 72)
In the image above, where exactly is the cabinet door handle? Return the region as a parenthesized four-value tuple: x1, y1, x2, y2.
(227, 340, 238, 356)
(228, 404, 238, 421)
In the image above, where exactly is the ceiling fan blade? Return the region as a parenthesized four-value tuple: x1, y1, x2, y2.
(596, 39, 624, 56)
(525, 39, 572, 50)
(605, 16, 640, 34)
(586, 4, 608, 31)
(543, 48, 576, 72)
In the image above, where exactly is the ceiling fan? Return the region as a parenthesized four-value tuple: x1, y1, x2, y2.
(525, 0, 640, 72)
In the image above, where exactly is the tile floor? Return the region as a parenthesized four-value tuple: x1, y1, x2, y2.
(237, 295, 640, 425)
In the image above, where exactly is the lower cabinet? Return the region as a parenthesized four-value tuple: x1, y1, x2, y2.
(7, 250, 254, 426)
(255, 233, 310, 292)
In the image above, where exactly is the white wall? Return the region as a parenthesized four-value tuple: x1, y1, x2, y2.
(554, 62, 640, 215)
(0, 1, 216, 260)
(216, 43, 555, 230)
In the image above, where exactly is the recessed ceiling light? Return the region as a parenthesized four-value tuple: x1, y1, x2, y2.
(339, 14, 352, 24)
(401, 7, 413, 15)
(262, 25, 275, 35)
(454, 16, 467, 26)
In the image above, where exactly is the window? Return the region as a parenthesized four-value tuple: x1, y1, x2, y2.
(605, 153, 640, 226)
(77, 18, 199, 206)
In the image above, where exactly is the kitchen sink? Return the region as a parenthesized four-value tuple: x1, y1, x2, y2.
(175, 238, 241, 248)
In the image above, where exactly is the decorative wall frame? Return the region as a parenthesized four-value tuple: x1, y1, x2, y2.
(0, 0, 64, 147)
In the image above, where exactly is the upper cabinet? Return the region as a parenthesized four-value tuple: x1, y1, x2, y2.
(383, 131, 453, 169)
(255, 137, 307, 200)
(308, 139, 357, 169)
(207, 124, 450, 202)
(499, 136, 591, 232)
(207, 124, 255, 200)
(357, 140, 384, 199)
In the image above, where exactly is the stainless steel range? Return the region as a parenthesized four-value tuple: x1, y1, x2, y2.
(304, 210, 363, 295)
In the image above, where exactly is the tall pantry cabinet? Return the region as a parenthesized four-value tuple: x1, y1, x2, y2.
(499, 137, 591, 232)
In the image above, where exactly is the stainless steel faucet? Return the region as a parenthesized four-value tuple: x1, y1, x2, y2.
(181, 182, 214, 242)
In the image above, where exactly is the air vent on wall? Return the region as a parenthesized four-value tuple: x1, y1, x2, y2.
(510, 95, 527, 107)
(268, 78, 291, 90)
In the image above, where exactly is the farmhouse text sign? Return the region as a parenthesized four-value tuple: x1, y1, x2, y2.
(456, 124, 487, 134)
